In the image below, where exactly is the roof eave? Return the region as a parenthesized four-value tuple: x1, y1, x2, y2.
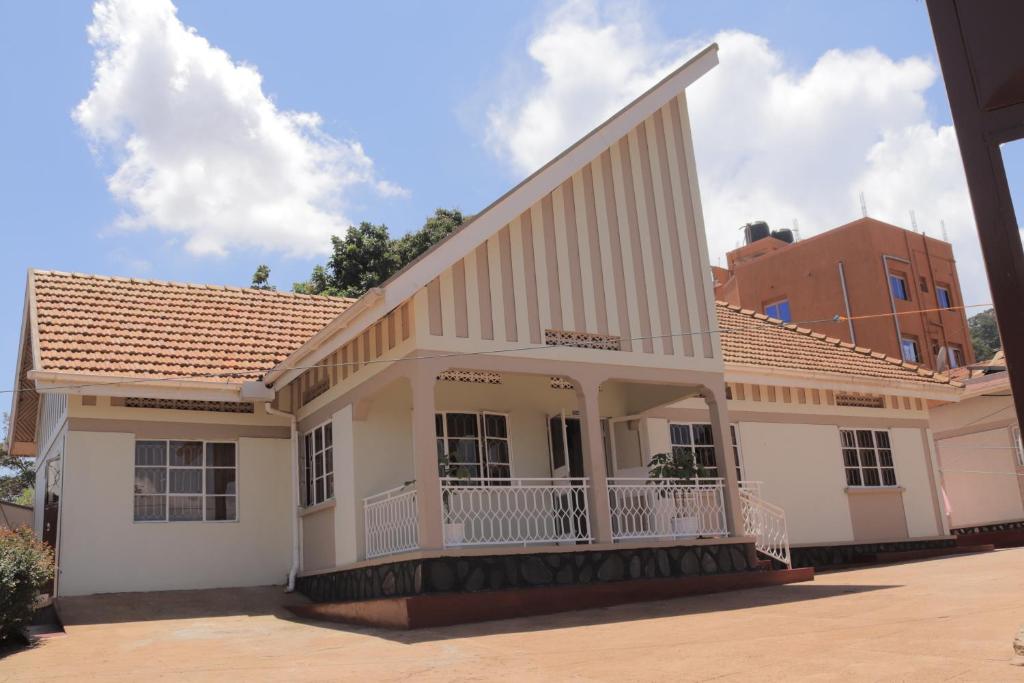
(28, 370, 247, 402)
(724, 364, 962, 402)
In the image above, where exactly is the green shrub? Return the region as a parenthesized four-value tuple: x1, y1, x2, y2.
(0, 526, 54, 641)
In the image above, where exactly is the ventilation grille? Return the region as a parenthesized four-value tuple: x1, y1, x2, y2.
(835, 393, 885, 409)
(544, 329, 622, 351)
(123, 398, 254, 414)
(438, 370, 502, 385)
(550, 377, 575, 390)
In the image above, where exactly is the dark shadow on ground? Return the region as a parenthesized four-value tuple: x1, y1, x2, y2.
(284, 582, 901, 644)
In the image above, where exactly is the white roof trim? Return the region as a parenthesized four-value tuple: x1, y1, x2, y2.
(28, 370, 244, 402)
(262, 43, 720, 387)
(725, 365, 962, 402)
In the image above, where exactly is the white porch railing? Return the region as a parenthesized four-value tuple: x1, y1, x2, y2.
(607, 477, 728, 541)
(440, 477, 592, 547)
(738, 484, 791, 567)
(364, 484, 419, 559)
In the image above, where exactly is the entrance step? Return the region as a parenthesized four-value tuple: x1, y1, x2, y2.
(289, 567, 814, 629)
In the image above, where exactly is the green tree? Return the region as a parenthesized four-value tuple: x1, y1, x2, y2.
(968, 308, 1001, 361)
(250, 264, 275, 291)
(0, 414, 33, 504)
(293, 208, 466, 298)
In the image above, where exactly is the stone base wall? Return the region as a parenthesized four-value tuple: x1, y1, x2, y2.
(952, 519, 1024, 535)
(790, 538, 956, 569)
(297, 542, 755, 604)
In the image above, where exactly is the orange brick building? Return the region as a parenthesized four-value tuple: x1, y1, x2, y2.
(713, 217, 974, 371)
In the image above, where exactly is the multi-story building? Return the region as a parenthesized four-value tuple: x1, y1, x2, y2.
(713, 217, 974, 371)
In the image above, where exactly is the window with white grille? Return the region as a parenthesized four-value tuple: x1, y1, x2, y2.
(840, 429, 897, 487)
(667, 423, 742, 480)
(436, 412, 511, 480)
(303, 422, 334, 506)
(133, 441, 237, 522)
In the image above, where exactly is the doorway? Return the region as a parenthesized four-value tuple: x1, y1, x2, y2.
(548, 414, 588, 541)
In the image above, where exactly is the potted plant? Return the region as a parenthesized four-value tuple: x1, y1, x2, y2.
(647, 450, 707, 537)
(439, 450, 472, 545)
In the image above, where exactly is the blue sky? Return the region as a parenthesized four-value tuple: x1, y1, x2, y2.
(0, 0, 1004, 409)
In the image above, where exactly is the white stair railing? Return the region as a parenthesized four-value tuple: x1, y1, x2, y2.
(738, 486, 791, 568)
(364, 484, 419, 559)
(607, 477, 728, 541)
(440, 477, 591, 547)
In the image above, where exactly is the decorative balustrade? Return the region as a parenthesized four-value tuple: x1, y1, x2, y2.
(607, 477, 728, 541)
(440, 477, 591, 547)
(364, 484, 419, 559)
(739, 487, 791, 567)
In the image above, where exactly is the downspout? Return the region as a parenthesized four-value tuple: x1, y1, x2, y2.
(265, 403, 300, 592)
(837, 260, 857, 344)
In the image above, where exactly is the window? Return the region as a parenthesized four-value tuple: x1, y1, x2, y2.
(936, 286, 952, 309)
(1013, 426, 1023, 467)
(840, 429, 897, 487)
(133, 441, 237, 521)
(667, 423, 743, 480)
(303, 423, 334, 507)
(436, 412, 511, 480)
(889, 274, 909, 301)
(900, 337, 920, 363)
(919, 276, 929, 293)
(948, 346, 965, 369)
(764, 299, 791, 323)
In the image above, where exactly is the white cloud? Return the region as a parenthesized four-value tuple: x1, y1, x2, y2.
(483, 0, 991, 308)
(75, 0, 406, 258)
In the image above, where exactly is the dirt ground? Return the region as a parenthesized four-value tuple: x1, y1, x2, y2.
(4, 548, 1024, 681)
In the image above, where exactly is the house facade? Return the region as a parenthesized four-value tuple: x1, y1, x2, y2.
(8, 43, 962, 608)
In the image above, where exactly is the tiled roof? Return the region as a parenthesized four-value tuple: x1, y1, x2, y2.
(716, 302, 960, 387)
(30, 270, 354, 383)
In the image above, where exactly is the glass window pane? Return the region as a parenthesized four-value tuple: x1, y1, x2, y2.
(486, 439, 509, 465)
(315, 478, 325, 503)
(325, 473, 334, 499)
(169, 495, 203, 521)
(670, 424, 692, 446)
(205, 496, 237, 521)
(695, 446, 717, 469)
(315, 452, 324, 478)
(206, 468, 237, 495)
(170, 441, 203, 467)
(882, 469, 897, 486)
(135, 441, 167, 466)
(447, 413, 479, 438)
(859, 449, 877, 467)
(845, 469, 862, 486)
(878, 450, 893, 467)
(550, 417, 566, 470)
(486, 464, 511, 479)
(134, 495, 166, 521)
(206, 443, 236, 467)
(692, 424, 714, 446)
(314, 427, 323, 453)
(435, 413, 444, 437)
(842, 449, 859, 467)
(324, 423, 333, 448)
(840, 430, 855, 448)
(169, 468, 202, 494)
(863, 469, 881, 486)
(134, 467, 166, 495)
(324, 447, 333, 475)
(856, 430, 874, 448)
(874, 431, 891, 449)
(729, 425, 738, 446)
(484, 414, 508, 439)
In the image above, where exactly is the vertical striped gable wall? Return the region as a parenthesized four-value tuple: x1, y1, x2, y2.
(422, 94, 717, 362)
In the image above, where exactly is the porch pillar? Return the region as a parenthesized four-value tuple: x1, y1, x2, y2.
(411, 369, 443, 550)
(576, 378, 613, 544)
(702, 385, 744, 536)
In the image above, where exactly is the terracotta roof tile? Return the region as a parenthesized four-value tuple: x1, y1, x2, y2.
(31, 270, 354, 383)
(716, 302, 959, 387)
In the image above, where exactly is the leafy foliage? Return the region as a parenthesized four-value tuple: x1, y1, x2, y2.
(0, 414, 34, 504)
(968, 308, 1001, 362)
(250, 264, 275, 291)
(0, 526, 54, 641)
(292, 208, 466, 297)
(647, 450, 706, 481)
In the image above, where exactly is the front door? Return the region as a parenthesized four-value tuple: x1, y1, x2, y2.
(548, 414, 588, 541)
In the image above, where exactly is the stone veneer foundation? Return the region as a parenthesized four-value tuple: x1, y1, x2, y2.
(790, 538, 957, 569)
(297, 542, 755, 604)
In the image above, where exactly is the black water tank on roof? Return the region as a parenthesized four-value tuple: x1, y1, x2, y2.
(743, 221, 770, 244)
(771, 228, 794, 244)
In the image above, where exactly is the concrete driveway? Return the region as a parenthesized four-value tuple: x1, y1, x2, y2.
(3, 548, 1024, 681)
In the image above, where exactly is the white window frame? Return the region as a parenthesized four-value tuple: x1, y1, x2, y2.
(1013, 425, 1023, 468)
(133, 440, 239, 523)
(840, 428, 898, 488)
(435, 411, 513, 481)
(900, 337, 920, 363)
(666, 422, 743, 480)
(303, 421, 334, 507)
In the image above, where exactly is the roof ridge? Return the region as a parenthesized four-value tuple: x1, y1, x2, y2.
(30, 268, 357, 304)
(713, 301, 955, 386)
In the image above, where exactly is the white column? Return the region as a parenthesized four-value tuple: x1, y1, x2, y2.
(576, 378, 613, 543)
(704, 385, 744, 536)
(411, 370, 443, 550)
(332, 405, 359, 565)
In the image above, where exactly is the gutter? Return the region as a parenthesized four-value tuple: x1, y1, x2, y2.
(265, 403, 301, 592)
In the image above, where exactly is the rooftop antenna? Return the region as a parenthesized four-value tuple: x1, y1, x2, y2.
(941, 219, 949, 241)
(859, 192, 868, 217)
(910, 210, 919, 233)
(792, 218, 801, 241)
